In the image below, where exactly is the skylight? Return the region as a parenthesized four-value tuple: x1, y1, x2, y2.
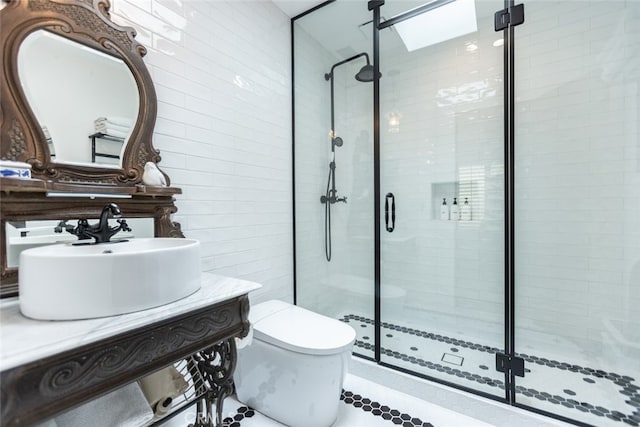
(392, 0, 478, 52)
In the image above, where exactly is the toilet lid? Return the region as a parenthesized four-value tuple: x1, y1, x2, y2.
(251, 301, 356, 356)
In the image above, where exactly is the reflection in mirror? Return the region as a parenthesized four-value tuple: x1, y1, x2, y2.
(5, 218, 154, 268)
(17, 30, 139, 167)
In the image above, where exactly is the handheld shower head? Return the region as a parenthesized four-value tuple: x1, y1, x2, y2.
(332, 136, 343, 148)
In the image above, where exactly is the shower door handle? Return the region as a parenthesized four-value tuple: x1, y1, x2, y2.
(385, 192, 395, 232)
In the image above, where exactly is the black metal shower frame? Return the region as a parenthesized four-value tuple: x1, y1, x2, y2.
(291, 1, 590, 426)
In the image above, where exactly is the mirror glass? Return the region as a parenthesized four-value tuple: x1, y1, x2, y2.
(17, 30, 139, 167)
(5, 218, 154, 268)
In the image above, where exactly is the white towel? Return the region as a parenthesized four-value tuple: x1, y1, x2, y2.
(94, 116, 134, 128)
(95, 127, 129, 139)
(41, 126, 52, 140)
(55, 382, 153, 427)
(95, 120, 131, 133)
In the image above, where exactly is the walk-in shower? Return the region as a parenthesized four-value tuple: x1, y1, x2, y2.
(321, 52, 374, 261)
(293, 1, 640, 426)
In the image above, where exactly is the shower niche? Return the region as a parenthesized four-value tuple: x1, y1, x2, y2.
(430, 180, 480, 221)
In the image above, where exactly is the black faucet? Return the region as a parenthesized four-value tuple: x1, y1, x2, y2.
(55, 203, 131, 244)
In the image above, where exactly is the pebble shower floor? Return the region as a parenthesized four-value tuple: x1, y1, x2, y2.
(340, 314, 640, 427)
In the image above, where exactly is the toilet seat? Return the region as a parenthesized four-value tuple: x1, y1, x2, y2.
(250, 300, 356, 356)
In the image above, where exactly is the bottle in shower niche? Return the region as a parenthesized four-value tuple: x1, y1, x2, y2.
(440, 198, 449, 220)
(460, 197, 472, 221)
(450, 197, 459, 221)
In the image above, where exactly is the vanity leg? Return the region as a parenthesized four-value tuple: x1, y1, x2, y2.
(214, 373, 234, 427)
(192, 338, 237, 427)
(187, 358, 211, 427)
(206, 393, 215, 426)
(188, 396, 213, 427)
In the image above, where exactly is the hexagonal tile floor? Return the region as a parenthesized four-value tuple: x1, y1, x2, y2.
(159, 374, 494, 427)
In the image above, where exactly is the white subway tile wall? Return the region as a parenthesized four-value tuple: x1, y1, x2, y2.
(292, 25, 332, 306)
(373, 0, 507, 388)
(514, 0, 640, 367)
(293, 0, 639, 410)
(111, 0, 293, 303)
(293, 11, 376, 331)
(377, 0, 505, 341)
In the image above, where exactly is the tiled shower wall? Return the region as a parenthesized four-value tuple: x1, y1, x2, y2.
(111, 0, 293, 303)
(293, 18, 375, 321)
(295, 0, 639, 366)
(292, 26, 332, 308)
(514, 0, 640, 364)
(373, 1, 506, 355)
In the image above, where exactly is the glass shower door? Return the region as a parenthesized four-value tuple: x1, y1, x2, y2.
(377, 0, 507, 397)
(513, 0, 640, 424)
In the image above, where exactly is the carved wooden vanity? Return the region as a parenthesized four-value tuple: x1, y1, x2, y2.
(0, 275, 260, 426)
(0, 1, 255, 426)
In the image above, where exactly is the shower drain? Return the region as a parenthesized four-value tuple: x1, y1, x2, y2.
(441, 353, 464, 366)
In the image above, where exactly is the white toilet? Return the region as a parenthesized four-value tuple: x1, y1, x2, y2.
(234, 300, 356, 427)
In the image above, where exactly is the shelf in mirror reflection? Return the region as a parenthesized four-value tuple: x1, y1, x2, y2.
(0, 177, 182, 196)
(17, 30, 138, 166)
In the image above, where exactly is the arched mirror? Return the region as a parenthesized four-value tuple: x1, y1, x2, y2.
(0, 0, 165, 185)
(18, 30, 139, 167)
(0, 0, 182, 298)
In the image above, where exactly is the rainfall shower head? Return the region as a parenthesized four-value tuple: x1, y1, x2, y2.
(355, 64, 375, 82)
(325, 52, 380, 83)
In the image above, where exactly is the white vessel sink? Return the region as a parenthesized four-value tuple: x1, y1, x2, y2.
(19, 238, 201, 320)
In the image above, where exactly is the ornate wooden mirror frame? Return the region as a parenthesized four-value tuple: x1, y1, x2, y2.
(1, 0, 162, 185)
(0, 0, 183, 298)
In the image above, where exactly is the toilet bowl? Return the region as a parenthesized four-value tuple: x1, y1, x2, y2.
(234, 300, 356, 427)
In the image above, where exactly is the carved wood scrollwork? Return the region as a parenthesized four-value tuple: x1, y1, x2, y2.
(6, 120, 28, 161)
(0, 296, 248, 427)
(156, 206, 185, 238)
(0, 0, 165, 186)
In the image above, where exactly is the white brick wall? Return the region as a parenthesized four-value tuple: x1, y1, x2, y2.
(111, 0, 293, 303)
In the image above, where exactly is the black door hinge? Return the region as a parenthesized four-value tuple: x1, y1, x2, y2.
(494, 4, 525, 31)
(496, 352, 525, 377)
(368, 0, 385, 11)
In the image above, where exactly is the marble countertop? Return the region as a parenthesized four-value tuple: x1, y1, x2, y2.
(0, 273, 261, 372)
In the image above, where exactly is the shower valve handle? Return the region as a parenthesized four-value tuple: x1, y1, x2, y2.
(320, 195, 347, 204)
